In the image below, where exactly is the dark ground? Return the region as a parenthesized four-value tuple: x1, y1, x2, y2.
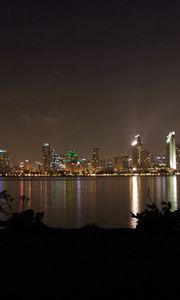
(0, 227, 179, 300)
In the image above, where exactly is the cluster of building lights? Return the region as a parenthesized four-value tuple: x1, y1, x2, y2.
(0, 131, 179, 176)
(131, 132, 177, 174)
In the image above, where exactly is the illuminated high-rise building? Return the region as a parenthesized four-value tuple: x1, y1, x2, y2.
(51, 152, 66, 173)
(92, 148, 100, 172)
(0, 149, 10, 174)
(42, 143, 53, 173)
(66, 150, 81, 173)
(132, 135, 143, 171)
(166, 131, 176, 170)
(141, 150, 152, 170)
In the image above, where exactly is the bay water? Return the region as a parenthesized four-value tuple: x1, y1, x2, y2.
(0, 176, 179, 228)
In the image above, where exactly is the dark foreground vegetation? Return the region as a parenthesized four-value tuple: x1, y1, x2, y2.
(0, 191, 180, 299)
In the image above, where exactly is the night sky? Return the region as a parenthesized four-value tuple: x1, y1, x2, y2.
(1, 0, 180, 162)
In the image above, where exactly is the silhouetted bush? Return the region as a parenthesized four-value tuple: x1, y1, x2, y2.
(0, 190, 45, 236)
(131, 201, 180, 233)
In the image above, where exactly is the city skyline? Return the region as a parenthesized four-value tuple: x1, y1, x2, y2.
(1, 1, 180, 161)
(0, 130, 178, 166)
(2, 125, 179, 163)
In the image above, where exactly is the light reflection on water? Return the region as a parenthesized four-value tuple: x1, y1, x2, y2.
(130, 176, 178, 228)
(130, 176, 141, 228)
(0, 176, 179, 228)
(167, 176, 178, 210)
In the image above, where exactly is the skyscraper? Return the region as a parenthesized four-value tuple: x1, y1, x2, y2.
(92, 148, 100, 172)
(51, 152, 66, 173)
(66, 150, 81, 173)
(0, 149, 10, 174)
(132, 135, 143, 171)
(166, 131, 176, 170)
(42, 143, 53, 173)
(141, 150, 152, 170)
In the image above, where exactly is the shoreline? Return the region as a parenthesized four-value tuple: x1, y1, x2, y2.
(0, 173, 179, 179)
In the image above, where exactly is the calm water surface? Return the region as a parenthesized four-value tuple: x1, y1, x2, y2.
(0, 176, 179, 228)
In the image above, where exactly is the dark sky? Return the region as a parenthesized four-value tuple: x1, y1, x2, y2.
(1, 0, 180, 162)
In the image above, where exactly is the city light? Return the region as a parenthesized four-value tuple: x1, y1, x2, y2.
(132, 140, 137, 146)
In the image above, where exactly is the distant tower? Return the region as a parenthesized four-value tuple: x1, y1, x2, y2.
(92, 148, 100, 172)
(42, 143, 53, 173)
(132, 135, 143, 171)
(166, 131, 176, 170)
